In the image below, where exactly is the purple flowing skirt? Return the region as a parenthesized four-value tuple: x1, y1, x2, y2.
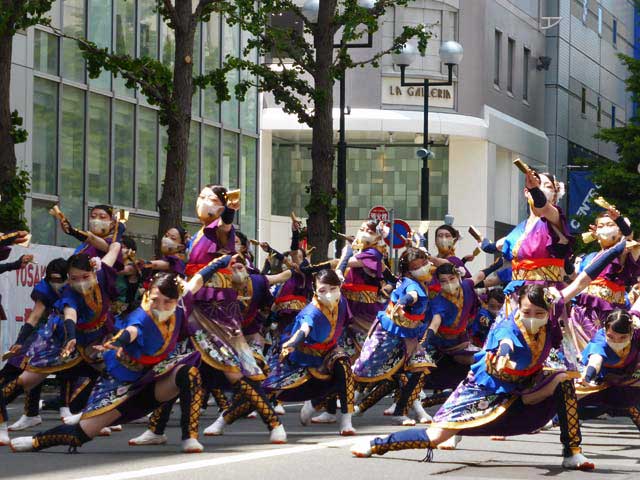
(81, 350, 201, 425)
(353, 322, 435, 383)
(432, 369, 564, 436)
(189, 303, 265, 380)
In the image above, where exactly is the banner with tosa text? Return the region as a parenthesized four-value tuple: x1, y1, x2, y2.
(0, 244, 74, 364)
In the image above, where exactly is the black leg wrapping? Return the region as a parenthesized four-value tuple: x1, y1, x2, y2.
(1, 377, 23, 423)
(69, 378, 96, 414)
(149, 401, 175, 435)
(33, 424, 92, 453)
(333, 358, 354, 414)
(24, 384, 42, 417)
(175, 366, 204, 440)
(356, 379, 395, 414)
(554, 380, 583, 457)
(238, 379, 280, 430)
(393, 372, 424, 417)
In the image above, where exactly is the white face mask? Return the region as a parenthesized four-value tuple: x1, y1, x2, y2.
(606, 338, 630, 355)
(436, 237, 455, 253)
(161, 237, 182, 255)
(356, 231, 378, 245)
(541, 187, 556, 205)
(520, 315, 547, 334)
(71, 277, 97, 295)
(152, 308, 175, 322)
(89, 218, 112, 237)
(232, 269, 249, 285)
(597, 226, 620, 244)
(441, 281, 460, 294)
(317, 290, 341, 307)
(196, 197, 224, 222)
(410, 265, 432, 282)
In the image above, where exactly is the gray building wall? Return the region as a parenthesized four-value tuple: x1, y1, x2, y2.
(266, 0, 547, 131)
(545, 0, 635, 183)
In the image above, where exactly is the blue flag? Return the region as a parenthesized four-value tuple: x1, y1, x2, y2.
(568, 170, 599, 233)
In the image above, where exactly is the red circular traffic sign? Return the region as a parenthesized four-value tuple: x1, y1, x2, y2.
(368, 205, 389, 223)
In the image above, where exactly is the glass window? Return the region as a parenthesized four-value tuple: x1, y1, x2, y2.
(613, 19, 617, 46)
(581, 87, 586, 114)
(507, 38, 514, 94)
(88, 0, 112, 90)
(222, 21, 239, 127)
(271, 143, 311, 217)
(271, 142, 449, 221)
(113, 100, 135, 206)
(140, 0, 159, 59)
(137, 108, 158, 210)
(523, 47, 530, 101)
(159, 125, 168, 183)
(161, 18, 175, 69)
(87, 93, 111, 203)
(222, 132, 239, 188)
(240, 31, 258, 132)
(597, 97, 602, 124)
(240, 136, 257, 238)
(203, 13, 220, 121)
(32, 78, 58, 195)
(60, 86, 86, 228)
(611, 105, 616, 128)
(115, 0, 136, 96)
(494, 30, 501, 87)
(34, 30, 58, 75)
(62, 0, 85, 83)
(183, 122, 200, 216)
(202, 125, 220, 184)
(192, 24, 202, 117)
(31, 200, 57, 246)
(597, 7, 603, 36)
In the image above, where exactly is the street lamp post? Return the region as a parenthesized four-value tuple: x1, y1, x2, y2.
(392, 41, 463, 221)
(301, 0, 375, 257)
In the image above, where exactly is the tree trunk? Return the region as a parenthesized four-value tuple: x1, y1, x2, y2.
(156, 3, 196, 255)
(307, 1, 338, 262)
(0, 33, 17, 187)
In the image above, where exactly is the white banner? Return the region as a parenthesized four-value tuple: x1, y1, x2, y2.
(0, 243, 74, 363)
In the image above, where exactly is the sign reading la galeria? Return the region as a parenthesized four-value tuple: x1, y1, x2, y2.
(381, 77, 454, 109)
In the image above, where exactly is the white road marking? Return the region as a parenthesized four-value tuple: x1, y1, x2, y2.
(74, 436, 374, 480)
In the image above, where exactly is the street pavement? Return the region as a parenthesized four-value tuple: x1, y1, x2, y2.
(2, 398, 640, 480)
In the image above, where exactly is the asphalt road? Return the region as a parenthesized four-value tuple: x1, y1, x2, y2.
(2, 398, 640, 480)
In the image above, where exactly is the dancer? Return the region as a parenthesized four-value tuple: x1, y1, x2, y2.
(351, 240, 626, 470)
(9, 268, 221, 453)
(0, 241, 121, 445)
(2, 258, 68, 432)
(184, 185, 287, 443)
(352, 247, 434, 425)
(567, 206, 639, 351)
(260, 269, 356, 435)
(576, 309, 640, 429)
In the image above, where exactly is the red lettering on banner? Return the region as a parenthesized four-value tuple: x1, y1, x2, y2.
(14, 264, 46, 287)
(15, 307, 32, 323)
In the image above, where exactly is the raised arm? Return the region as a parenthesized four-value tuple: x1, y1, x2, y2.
(525, 169, 561, 227)
(101, 241, 121, 268)
(560, 239, 626, 303)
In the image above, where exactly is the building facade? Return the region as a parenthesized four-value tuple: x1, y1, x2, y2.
(261, 0, 550, 269)
(544, 0, 636, 181)
(259, 0, 637, 267)
(8, 1, 637, 263)
(10, 0, 259, 257)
